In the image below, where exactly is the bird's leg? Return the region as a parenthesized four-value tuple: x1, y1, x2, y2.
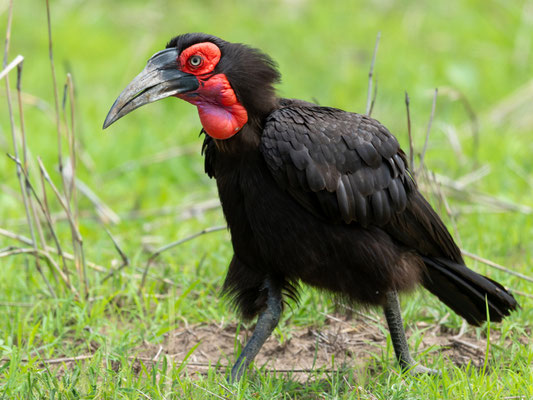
(383, 291, 439, 374)
(230, 279, 282, 382)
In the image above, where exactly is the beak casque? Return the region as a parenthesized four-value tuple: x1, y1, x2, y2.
(103, 48, 199, 129)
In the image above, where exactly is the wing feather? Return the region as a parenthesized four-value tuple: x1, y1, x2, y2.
(261, 105, 415, 227)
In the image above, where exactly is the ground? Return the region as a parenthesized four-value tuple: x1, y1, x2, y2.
(138, 315, 516, 377)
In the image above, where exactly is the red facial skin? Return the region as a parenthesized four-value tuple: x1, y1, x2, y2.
(176, 42, 248, 140)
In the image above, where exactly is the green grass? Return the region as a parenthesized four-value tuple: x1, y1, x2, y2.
(1, 0, 532, 398)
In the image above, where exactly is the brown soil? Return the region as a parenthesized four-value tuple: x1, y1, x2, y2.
(135, 313, 519, 378)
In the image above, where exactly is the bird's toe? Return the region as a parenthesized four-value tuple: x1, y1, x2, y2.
(407, 364, 441, 376)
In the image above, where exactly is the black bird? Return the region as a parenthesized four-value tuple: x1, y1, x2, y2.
(104, 33, 518, 380)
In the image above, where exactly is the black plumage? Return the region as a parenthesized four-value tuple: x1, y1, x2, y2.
(205, 101, 515, 323)
(104, 33, 518, 379)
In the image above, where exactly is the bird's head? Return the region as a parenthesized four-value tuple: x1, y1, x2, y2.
(103, 33, 280, 139)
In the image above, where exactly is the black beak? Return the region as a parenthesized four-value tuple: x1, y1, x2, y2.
(103, 48, 199, 129)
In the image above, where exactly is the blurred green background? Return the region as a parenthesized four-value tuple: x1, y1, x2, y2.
(2, 0, 531, 273)
(2, 0, 533, 188)
(0, 0, 532, 398)
(2, 0, 533, 213)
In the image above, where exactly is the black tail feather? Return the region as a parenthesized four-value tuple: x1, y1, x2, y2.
(422, 257, 518, 325)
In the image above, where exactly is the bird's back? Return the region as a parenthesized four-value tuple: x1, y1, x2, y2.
(259, 99, 517, 323)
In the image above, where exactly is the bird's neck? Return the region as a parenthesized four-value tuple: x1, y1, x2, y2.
(213, 122, 262, 154)
(210, 97, 281, 155)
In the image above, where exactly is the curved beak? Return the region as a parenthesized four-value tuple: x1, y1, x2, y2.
(103, 48, 199, 129)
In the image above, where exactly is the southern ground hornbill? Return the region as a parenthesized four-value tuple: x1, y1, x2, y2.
(103, 33, 518, 380)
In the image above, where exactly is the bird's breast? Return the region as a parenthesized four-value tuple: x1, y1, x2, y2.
(213, 153, 331, 274)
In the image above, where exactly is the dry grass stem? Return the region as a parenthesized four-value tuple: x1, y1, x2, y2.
(152, 345, 163, 362)
(0, 227, 178, 288)
(217, 383, 236, 398)
(100, 229, 130, 283)
(64, 74, 90, 298)
(508, 160, 533, 190)
(37, 157, 89, 297)
(439, 86, 479, 164)
(45, 0, 63, 178)
(2, 349, 344, 375)
(37, 355, 94, 365)
(461, 249, 533, 284)
(368, 77, 378, 117)
(0, 302, 34, 307)
(17, 62, 58, 294)
(17, 61, 57, 288)
(428, 171, 462, 247)
(0, 89, 51, 113)
(7, 154, 73, 287)
(37, 158, 81, 243)
(0, 246, 77, 295)
(5, 197, 219, 226)
(3, 351, 347, 375)
(405, 92, 415, 171)
(72, 177, 120, 224)
(17, 65, 48, 260)
(61, 77, 75, 201)
(441, 124, 466, 163)
(124, 198, 220, 221)
(510, 290, 533, 300)
(486, 78, 533, 127)
(104, 145, 198, 177)
(190, 383, 230, 400)
(45, 0, 90, 297)
(455, 165, 491, 189)
(417, 88, 438, 175)
(0, 54, 23, 80)
(3, 2, 57, 296)
(430, 172, 532, 214)
(2, 0, 14, 69)
(335, 302, 381, 325)
(366, 31, 381, 116)
(0, 227, 34, 245)
(139, 225, 227, 292)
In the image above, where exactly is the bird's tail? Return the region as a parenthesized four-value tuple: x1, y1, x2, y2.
(421, 256, 518, 325)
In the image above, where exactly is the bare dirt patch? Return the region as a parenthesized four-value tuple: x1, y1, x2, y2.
(135, 313, 519, 377)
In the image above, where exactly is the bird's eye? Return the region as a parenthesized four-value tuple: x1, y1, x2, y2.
(188, 55, 203, 67)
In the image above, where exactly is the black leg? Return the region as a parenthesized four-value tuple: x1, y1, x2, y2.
(383, 291, 439, 374)
(230, 279, 282, 382)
